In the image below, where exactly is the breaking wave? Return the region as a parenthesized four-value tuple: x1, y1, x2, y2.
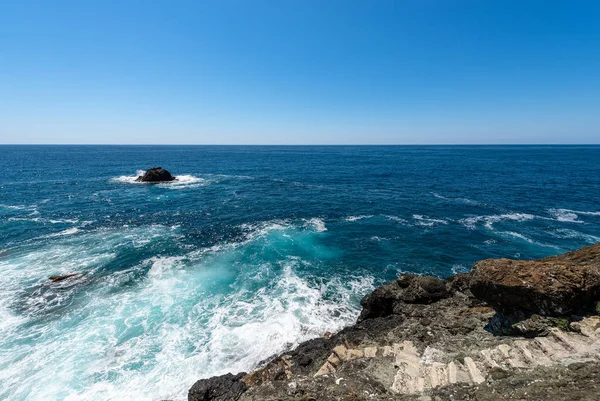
(459, 213, 536, 230)
(548, 208, 600, 223)
(0, 219, 369, 400)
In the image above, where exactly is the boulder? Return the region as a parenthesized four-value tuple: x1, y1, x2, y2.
(397, 274, 449, 303)
(470, 243, 600, 315)
(358, 274, 450, 321)
(188, 372, 247, 401)
(135, 167, 176, 182)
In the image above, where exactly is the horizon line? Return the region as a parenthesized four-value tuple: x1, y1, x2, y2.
(1, 143, 600, 146)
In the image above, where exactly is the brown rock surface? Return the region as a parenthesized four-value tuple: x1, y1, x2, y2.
(470, 243, 600, 315)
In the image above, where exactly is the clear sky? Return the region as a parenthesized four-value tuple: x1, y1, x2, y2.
(1, 1, 599, 144)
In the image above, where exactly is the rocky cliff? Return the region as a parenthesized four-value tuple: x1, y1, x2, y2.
(188, 244, 600, 401)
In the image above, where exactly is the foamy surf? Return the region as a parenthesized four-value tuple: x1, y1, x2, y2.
(44, 227, 80, 237)
(412, 214, 448, 227)
(460, 213, 536, 230)
(305, 218, 327, 232)
(548, 208, 600, 223)
(0, 221, 372, 401)
(344, 215, 373, 222)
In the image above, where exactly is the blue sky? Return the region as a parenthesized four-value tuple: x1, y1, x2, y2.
(1, 1, 599, 144)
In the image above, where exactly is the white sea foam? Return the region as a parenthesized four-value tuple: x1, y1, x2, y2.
(163, 174, 205, 189)
(385, 215, 409, 224)
(548, 228, 600, 243)
(344, 215, 373, 222)
(8, 217, 80, 224)
(431, 192, 478, 205)
(44, 227, 80, 237)
(451, 264, 469, 275)
(147, 256, 185, 276)
(0, 222, 373, 401)
(0, 204, 28, 210)
(495, 231, 559, 249)
(305, 218, 327, 232)
(370, 236, 388, 242)
(548, 208, 600, 223)
(460, 213, 536, 230)
(111, 170, 147, 183)
(412, 214, 448, 227)
(574, 210, 600, 216)
(48, 219, 79, 224)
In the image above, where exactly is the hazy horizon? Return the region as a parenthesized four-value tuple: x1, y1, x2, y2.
(1, 1, 599, 145)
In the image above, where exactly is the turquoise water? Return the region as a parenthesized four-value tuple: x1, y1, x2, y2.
(1, 145, 599, 400)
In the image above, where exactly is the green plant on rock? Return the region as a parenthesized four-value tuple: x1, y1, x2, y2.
(549, 317, 571, 331)
(595, 300, 600, 315)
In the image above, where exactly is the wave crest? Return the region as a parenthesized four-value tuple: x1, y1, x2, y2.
(459, 213, 536, 230)
(548, 208, 600, 223)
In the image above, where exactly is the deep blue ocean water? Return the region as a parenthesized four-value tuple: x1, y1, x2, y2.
(1, 145, 599, 400)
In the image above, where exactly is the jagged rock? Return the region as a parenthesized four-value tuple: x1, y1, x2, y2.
(189, 244, 600, 401)
(486, 310, 551, 337)
(135, 167, 176, 182)
(357, 281, 398, 321)
(397, 274, 449, 303)
(358, 274, 449, 321)
(470, 243, 600, 315)
(188, 372, 247, 401)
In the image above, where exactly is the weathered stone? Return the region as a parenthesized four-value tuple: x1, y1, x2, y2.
(357, 281, 399, 321)
(313, 361, 335, 377)
(358, 274, 450, 321)
(135, 167, 176, 182)
(192, 245, 600, 401)
(487, 310, 551, 337)
(470, 243, 600, 315)
(364, 347, 378, 358)
(398, 275, 449, 304)
(188, 372, 247, 401)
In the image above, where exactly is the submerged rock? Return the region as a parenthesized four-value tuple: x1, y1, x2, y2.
(188, 372, 247, 401)
(470, 243, 600, 315)
(48, 273, 81, 282)
(135, 167, 176, 182)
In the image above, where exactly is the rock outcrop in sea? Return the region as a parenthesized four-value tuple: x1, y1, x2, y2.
(135, 167, 176, 182)
(188, 244, 600, 401)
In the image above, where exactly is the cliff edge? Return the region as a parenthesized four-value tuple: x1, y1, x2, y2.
(189, 244, 600, 401)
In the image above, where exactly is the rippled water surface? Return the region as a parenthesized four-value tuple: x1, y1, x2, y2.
(1, 145, 599, 400)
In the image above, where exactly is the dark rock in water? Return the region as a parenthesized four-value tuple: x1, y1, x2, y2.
(470, 243, 600, 315)
(49, 273, 80, 282)
(135, 167, 176, 182)
(188, 372, 247, 401)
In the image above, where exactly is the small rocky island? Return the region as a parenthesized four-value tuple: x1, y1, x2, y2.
(135, 167, 176, 182)
(189, 244, 600, 400)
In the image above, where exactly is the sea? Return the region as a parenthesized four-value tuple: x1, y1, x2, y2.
(1, 145, 599, 400)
